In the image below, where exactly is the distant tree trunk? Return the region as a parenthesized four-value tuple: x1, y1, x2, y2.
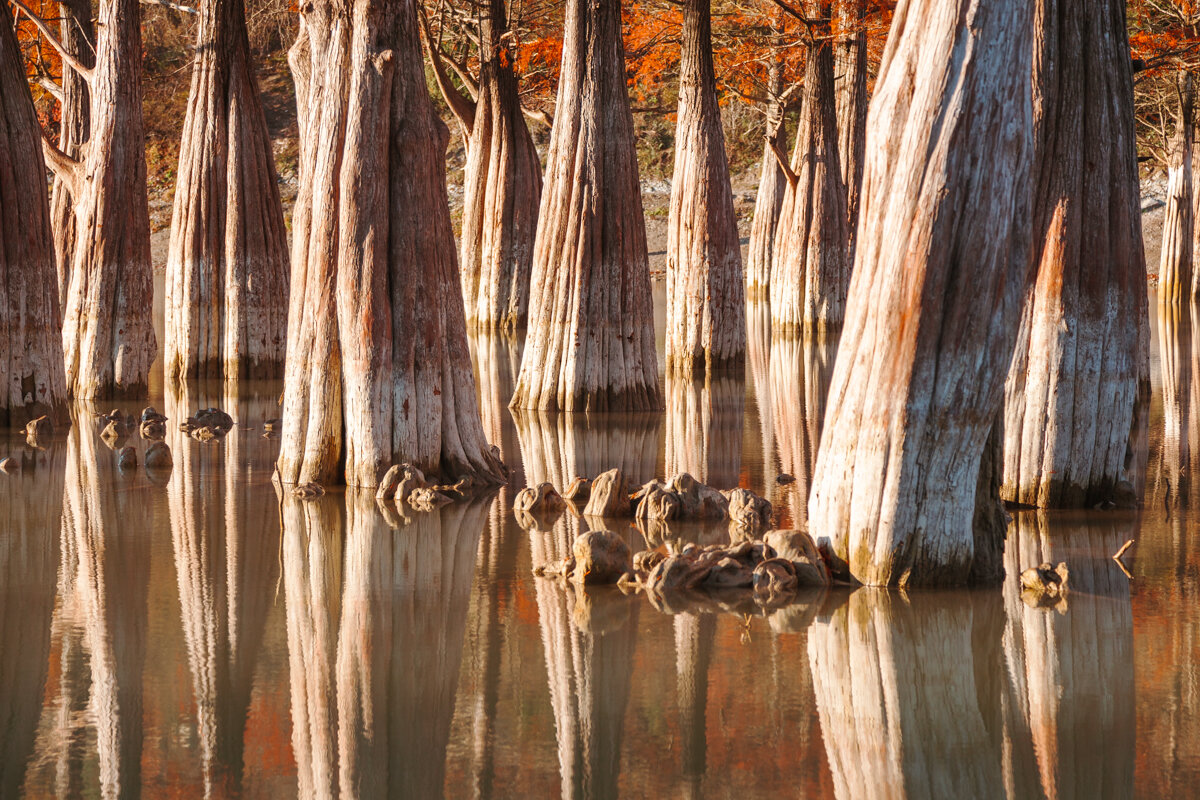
(1156, 303, 1200, 507)
(769, 334, 836, 526)
(45, 0, 157, 399)
(744, 57, 788, 297)
(50, 0, 94, 310)
(1159, 72, 1193, 306)
(834, 0, 868, 238)
(426, 0, 543, 334)
(0, 15, 69, 427)
(166, 0, 289, 383)
(769, 1, 850, 337)
(806, 0, 1035, 587)
(279, 1, 505, 487)
(511, 0, 660, 412)
(1001, 0, 1148, 508)
(665, 0, 744, 376)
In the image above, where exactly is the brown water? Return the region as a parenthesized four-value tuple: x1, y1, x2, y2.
(0, 295, 1197, 799)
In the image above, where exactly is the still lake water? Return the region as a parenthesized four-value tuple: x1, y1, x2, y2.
(1, 288, 1198, 799)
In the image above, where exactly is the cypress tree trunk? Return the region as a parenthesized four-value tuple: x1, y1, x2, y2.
(0, 14, 69, 427)
(665, 372, 744, 489)
(511, 0, 660, 412)
(50, 0, 93, 311)
(428, 0, 543, 334)
(769, 1, 850, 337)
(1159, 72, 1193, 307)
(166, 0, 289, 383)
(279, 0, 504, 487)
(745, 58, 788, 298)
(54, 0, 157, 399)
(665, 0, 744, 376)
(834, 0, 868, 237)
(1001, 0, 1148, 508)
(806, 0, 1035, 587)
(1156, 303, 1200, 507)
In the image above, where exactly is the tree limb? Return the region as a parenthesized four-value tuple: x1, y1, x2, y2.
(768, 133, 798, 185)
(9, 0, 95, 83)
(40, 131, 84, 197)
(419, 8, 477, 135)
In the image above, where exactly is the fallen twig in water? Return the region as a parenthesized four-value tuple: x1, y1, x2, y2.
(1112, 538, 1135, 579)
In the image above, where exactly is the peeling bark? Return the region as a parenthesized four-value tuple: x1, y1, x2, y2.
(279, 0, 504, 487)
(665, 0, 744, 376)
(511, 0, 660, 412)
(429, 0, 543, 334)
(166, 0, 289, 383)
(1001, 0, 1149, 508)
(806, 0, 1035, 586)
(0, 14, 68, 427)
(770, 1, 849, 337)
(60, 0, 157, 399)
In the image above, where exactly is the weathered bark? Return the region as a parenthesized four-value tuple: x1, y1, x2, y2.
(166, 382, 280, 795)
(834, 0, 868, 237)
(279, 1, 504, 487)
(745, 43, 788, 297)
(530, 523, 638, 800)
(665, 372, 744, 489)
(1001, 512, 1135, 799)
(806, 0, 1035, 586)
(1159, 72, 1193, 307)
(510, 0, 660, 412)
(808, 590, 1004, 798)
(281, 490, 486, 798)
(665, 0, 744, 376)
(1001, 0, 1148, 508)
(50, 0, 94, 310)
(769, 2, 850, 337)
(427, 0, 543, 333)
(56, 0, 157, 399)
(0, 15, 69, 427)
(166, 0, 289, 383)
(1155, 303, 1200, 507)
(0, 446, 61, 798)
(471, 332, 525, 486)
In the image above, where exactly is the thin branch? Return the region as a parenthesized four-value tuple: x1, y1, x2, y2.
(140, 0, 199, 13)
(419, 7, 477, 134)
(9, 0, 94, 82)
(768, 133, 798, 185)
(40, 131, 84, 197)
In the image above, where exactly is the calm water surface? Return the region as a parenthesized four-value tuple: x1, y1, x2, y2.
(1, 292, 1198, 798)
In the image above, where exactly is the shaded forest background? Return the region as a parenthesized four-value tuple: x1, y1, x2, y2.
(14, 0, 1200, 262)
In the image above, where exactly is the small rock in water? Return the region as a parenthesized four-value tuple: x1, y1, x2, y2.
(24, 415, 54, 448)
(753, 558, 800, 602)
(0, 457, 18, 473)
(725, 488, 772, 530)
(376, 465, 403, 500)
(563, 476, 592, 501)
(408, 486, 452, 512)
(263, 418, 282, 433)
(117, 446, 138, 471)
(570, 530, 632, 585)
(141, 406, 167, 424)
(582, 469, 631, 518)
(393, 464, 427, 504)
(292, 482, 326, 499)
(666, 473, 728, 520)
(762, 530, 831, 587)
(634, 481, 680, 521)
(100, 419, 128, 449)
(145, 441, 173, 470)
(776, 473, 795, 485)
(1019, 561, 1070, 606)
(140, 418, 166, 441)
(515, 482, 566, 516)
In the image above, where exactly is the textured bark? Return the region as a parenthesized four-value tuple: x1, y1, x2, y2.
(166, 0, 289, 383)
(166, 383, 279, 794)
(0, 16, 68, 427)
(1001, 0, 1148, 508)
(59, 0, 157, 399)
(281, 491, 486, 798)
(665, 0, 744, 376)
(530, 524, 638, 800)
(1159, 72, 1193, 307)
(511, 0, 660, 412)
(808, 590, 1004, 798)
(50, 0, 94, 310)
(0, 447, 61, 798)
(665, 372, 744, 489)
(745, 51, 788, 297)
(1001, 512, 1135, 799)
(279, 1, 504, 487)
(769, 2, 849, 337)
(806, 0, 1035, 587)
(1155, 303, 1200, 507)
(834, 0, 868, 237)
(472, 332, 525, 485)
(429, 0, 543, 334)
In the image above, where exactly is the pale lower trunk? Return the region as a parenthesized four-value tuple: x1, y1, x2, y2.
(511, 0, 660, 412)
(807, 0, 1035, 586)
(745, 65, 787, 297)
(834, 0, 868, 238)
(1156, 304, 1200, 507)
(665, 0, 745, 376)
(0, 17, 69, 427)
